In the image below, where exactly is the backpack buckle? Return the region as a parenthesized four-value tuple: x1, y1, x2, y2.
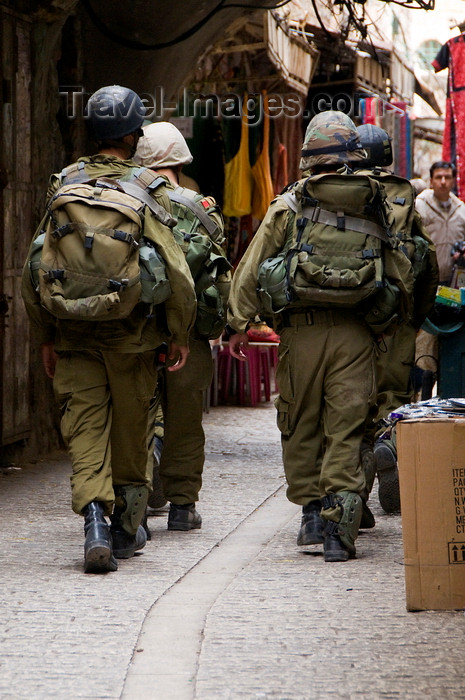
(311, 206, 321, 223)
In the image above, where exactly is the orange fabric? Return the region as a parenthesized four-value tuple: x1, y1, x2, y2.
(251, 94, 275, 220)
(222, 95, 253, 218)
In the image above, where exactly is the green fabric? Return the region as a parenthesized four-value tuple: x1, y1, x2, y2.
(21, 154, 196, 350)
(274, 311, 376, 505)
(256, 173, 415, 334)
(147, 336, 213, 504)
(53, 349, 157, 517)
(321, 491, 363, 554)
(167, 182, 231, 339)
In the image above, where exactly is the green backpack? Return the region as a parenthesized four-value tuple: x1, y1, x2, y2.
(167, 186, 232, 339)
(257, 172, 414, 334)
(30, 165, 174, 321)
(356, 168, 430, 278)
(356, 168, 438, 327)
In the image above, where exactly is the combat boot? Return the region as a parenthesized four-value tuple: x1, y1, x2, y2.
(168, 503, 202, 531)
(323, 530, 351, 562)
(111, 485, 149, 558)
(360, 440, 376, 496)
(110, 509, 147, 559)
(296, 500, 325, 545)
(83, 501, 117, 573)
(374, 439, 400, 514)
(321, 492, 362, 562)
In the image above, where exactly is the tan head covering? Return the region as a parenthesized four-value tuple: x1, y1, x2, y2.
(134, 121, 193, 168)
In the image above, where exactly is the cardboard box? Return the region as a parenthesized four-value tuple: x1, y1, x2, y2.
(397, 417, 465, 611)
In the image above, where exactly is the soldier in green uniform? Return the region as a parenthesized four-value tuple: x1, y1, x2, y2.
(21, 86, 196, 573)
(134, 121, 231, 531)
(355, 124, 438, 513)
(227, 110, 411, 562)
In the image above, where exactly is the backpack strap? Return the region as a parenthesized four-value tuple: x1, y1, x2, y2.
(280, 187, 391, 245)
(60, 161, 88, 185)
(128, 167, 166, 193)
(167, 188, 220, 239)
(300, 203, 392, 244)
(115, 180, 176, 229)
(58, 163, 175, 228)
(280, 190, 299, 214)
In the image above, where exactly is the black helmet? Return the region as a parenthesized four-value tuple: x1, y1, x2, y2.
(356, 124, 393, 168)
(86, 85, 146, 141)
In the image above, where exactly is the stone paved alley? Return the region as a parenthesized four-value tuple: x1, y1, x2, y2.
(1, 401, 464, 699)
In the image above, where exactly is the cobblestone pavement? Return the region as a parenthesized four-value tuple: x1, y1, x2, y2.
(1, 401, 464, 700)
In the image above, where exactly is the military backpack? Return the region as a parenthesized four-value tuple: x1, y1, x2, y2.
(356, 167, 438, 327)
(257, 172, 414, 334)
(167, 186, 232, 339)
(29, 164, 174, 321)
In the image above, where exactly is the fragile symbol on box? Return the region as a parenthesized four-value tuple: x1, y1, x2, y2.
(448, 542, 465, 564)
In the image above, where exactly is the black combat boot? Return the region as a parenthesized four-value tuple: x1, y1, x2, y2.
(168, 503, 202, 531)
(323, 532, 351, 562)
(110, 508, 147, 559)
(83, 501, 117, 573)
(374, 439, 400, 514)
(296, 500, 325, 545)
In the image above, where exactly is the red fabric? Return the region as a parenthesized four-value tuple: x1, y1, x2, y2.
(433, 36, 465, 200)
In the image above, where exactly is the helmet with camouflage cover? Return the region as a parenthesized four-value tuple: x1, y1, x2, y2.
(300, 110, 367, 171)
(356, 124, 393, 168)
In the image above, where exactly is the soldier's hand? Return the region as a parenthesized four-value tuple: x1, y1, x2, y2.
(229, 332, 249, 361)
(41, 341, 58, 379)
(167, 343, 189, 371)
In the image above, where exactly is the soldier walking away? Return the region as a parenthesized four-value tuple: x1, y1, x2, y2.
(226, 111, 414, 562)
(134, 121, 231, 532)
(355, 124, 438, 514)
(21, 86, 196, 573)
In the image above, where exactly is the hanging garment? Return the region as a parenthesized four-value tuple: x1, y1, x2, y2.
(222, 95, 253, 218)
(433, 35, 465, 200)
(273, 142, 288, 196)
(360, 97, 383, 126)
(251, 93, 275, 220)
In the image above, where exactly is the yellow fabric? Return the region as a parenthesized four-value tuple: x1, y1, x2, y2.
(251, 94, 275, 220)
(222, 95, 253, 218)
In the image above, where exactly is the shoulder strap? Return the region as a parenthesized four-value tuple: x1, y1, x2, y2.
(168, 188, 220, 238)
(116, 179, 176, 228)
(280, 190, 299, 214)
(59, 161, 89, 185)
(58, 163, 175, 229)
